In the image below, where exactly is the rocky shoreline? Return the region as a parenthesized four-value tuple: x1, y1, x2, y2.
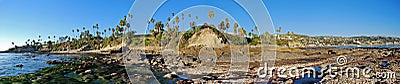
(124, 45, 399, 84)
(0, 53, 130, 83)
(1, 45, 399, 83)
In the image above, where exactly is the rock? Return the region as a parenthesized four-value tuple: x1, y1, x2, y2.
(328, 50, 336, 54)
(286, 79, 293, 84)
(84, 70, 92, 74)
(46, 60, 62, 64)
(111, 73, 118, 76)
(163, 72, 178, 79)
(202, 75, 217, 81)
(15, 64, 23, 67)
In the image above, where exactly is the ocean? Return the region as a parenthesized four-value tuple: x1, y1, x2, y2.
(0, 53, 78, 77)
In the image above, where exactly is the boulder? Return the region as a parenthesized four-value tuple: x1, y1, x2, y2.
(328, 50, 336, 54)
(202, 75, 217, 81)
(84, 70, 92, 74)
(111, 73, 118, 76)
(15, 64, 23, 67)
(46, 60, 62, 64)
(163, 72, 178, 79)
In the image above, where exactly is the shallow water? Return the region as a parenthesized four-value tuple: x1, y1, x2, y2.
(0, 53, 79, 77)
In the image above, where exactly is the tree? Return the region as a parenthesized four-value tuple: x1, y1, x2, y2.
(218, 21, 225, 31)
(150, 18, 155, 24)
(120, 16, 127, 26)
(76, 29, 80, 38)
(208, 11, 214, 23)
(175, 16, 180, 24)
(103, 29, 107, 38)
(93, 24, 99, 37)
(276, 27, 282, 33)
(72, 29, 75, 37)
(150, 30, 156, 38)
(166, 23, 170, 29)
(291, 32, 295, 36)
(234, 23, 238, 34)
(112, 28, 115, 33)
(238, 27, 246, 37)
(225, 22, 230, 32)
(181, 13, 184, 20)
(116, 25, 121, 36)
(155, 21, 164, 34)
(96, 31, 100, 38)
(276, 27, 282, 40)
(265, 31, 270, 37)
(85, 30, 90, 38)
(190, 21, 196, 29)
(120, 16, 128, 32)
(254, 26, 259, 32)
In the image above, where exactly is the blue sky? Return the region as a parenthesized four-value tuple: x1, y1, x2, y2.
(1, 0, 400, 51)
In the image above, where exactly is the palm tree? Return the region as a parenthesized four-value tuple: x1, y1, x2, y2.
(276, 27, 282, 33)
(116, 25, 122, 35)
(103, 29, 107, 38)
(72, 29, 75, 37)
(120, 16, 127, 28)
(276, 27, 282, 40)
(225, 22, 230, 32)
(93, 24, 99, 37)
(190, 21, 196, 29)
(85, 30, 90, 38)
(150, 18, 155, 24)
(96, 31, 100, 38)
(225, 18, 230, 32)
(234, 23, 238, 34)
(111, 28, 115, 37)
(218, 21, 225, 31)
(254, 26, 259, 35)
(208, 11, 214, 24)
(238, 27, 246, 37)
(181, 13, 184, 20)
(155, 21, 164, 34)
(265, 31, 270, 36)
(175, 16, 180, 25)
(76, 29, 80, 38)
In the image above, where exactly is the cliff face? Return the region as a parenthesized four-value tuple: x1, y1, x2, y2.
(178, 26, 229, 56)
(187, 28, 227, 48)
